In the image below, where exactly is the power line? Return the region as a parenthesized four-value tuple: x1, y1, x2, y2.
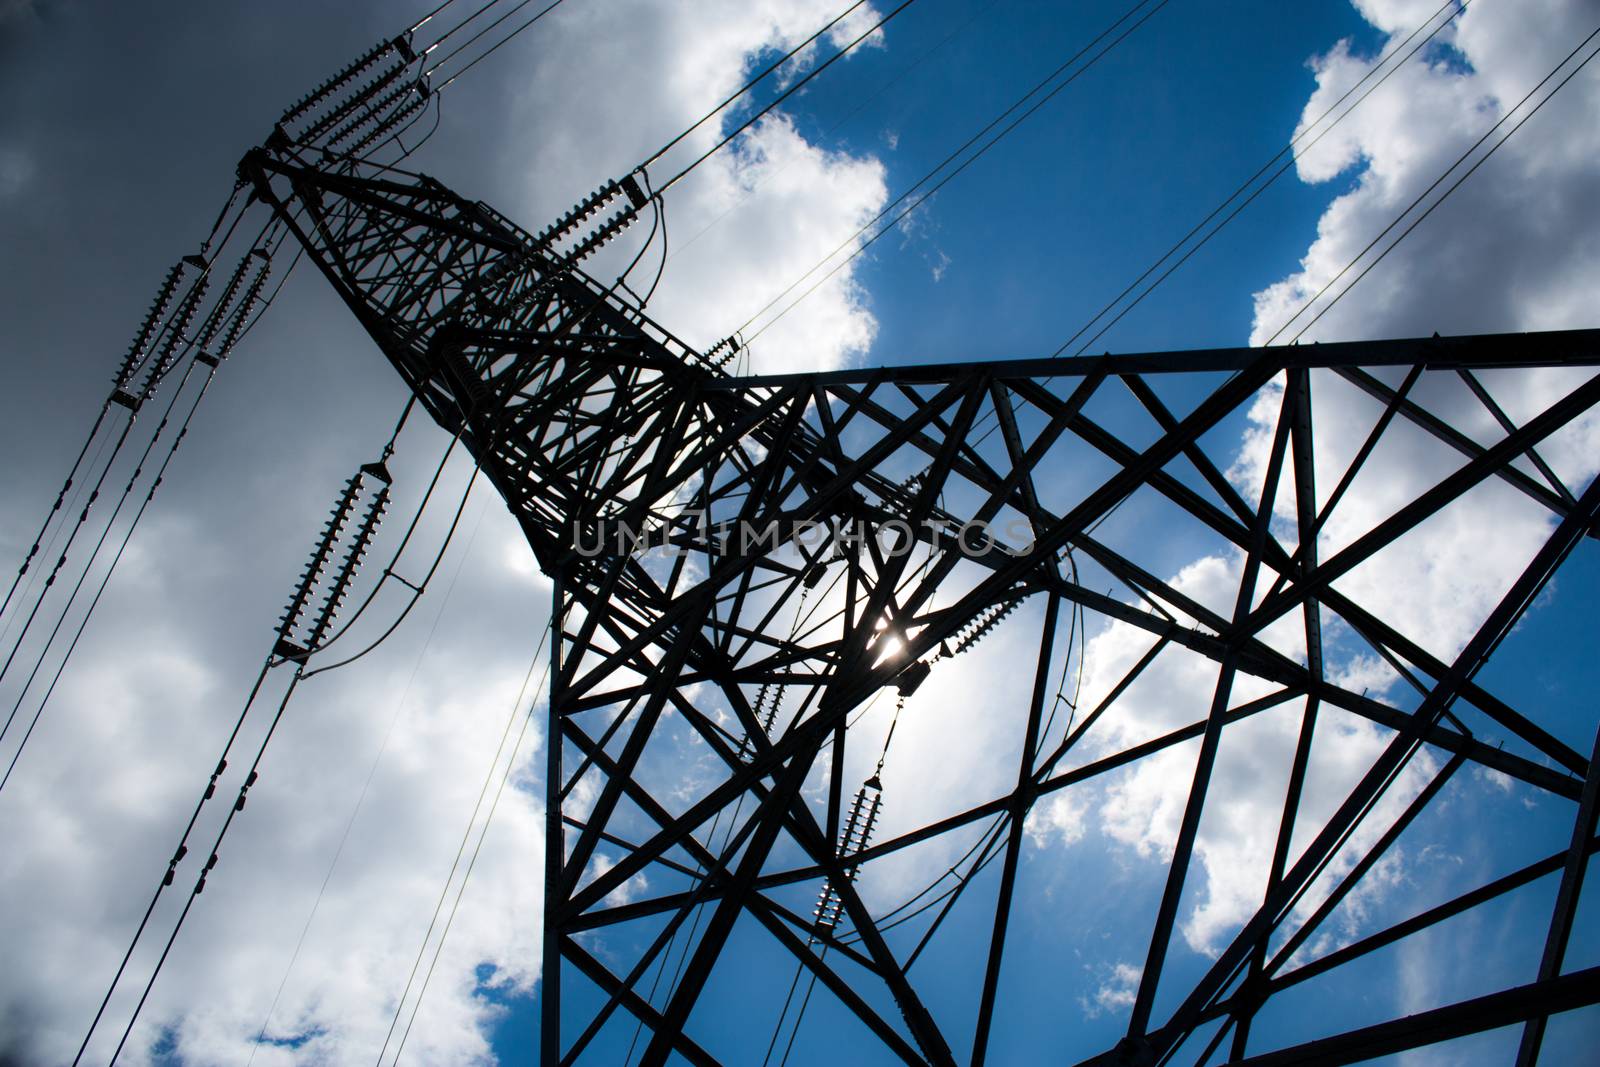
(0, 360, 211, 795)
(639, 1, 875, 173)
(385, 623, 553, 1064)
(655, 0, 925, 195)
(430, 0, 573, 90)
(667, 0, 1009, 265)
(1052, 0, 1470, 358)
(1271, 22, 1600, 344)
(738, 0, 1175, 350)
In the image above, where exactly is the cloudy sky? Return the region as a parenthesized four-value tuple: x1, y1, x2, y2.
(0, 0, 1597, 1064)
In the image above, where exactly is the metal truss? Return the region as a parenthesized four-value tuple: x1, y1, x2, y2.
(244, 144, 1600, 1065)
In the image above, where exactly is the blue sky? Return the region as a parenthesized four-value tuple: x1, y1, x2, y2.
(0, 0, 1597, 1064)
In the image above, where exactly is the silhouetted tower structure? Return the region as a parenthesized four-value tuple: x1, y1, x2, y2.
(240, 130, 1600, 1065)
(16, 14, 1600, 1065)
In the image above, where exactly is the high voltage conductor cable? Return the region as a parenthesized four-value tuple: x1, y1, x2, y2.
(387, 627, 553, 1065)
(0, 402, 113, 626)
(0, 426, 109, 656)
(738, 0, 1174, 348)
(670, 0, 1009, 265)
(457, 0, 910, 270)
(0, 252, 216, 691)
(409, 0, 470, 35)
(653, 0, 924, 195)
(1272, 23, 1600, 345)
(0, 245, 273, 790)
(0, 364, 206, 794)
(245, 474, 496, 1066)
(638, 0, 875, 173)
(949, 0, 1462, 462)
(425, 0, 569, 82)
(415, 0, 497, 44)
(105, 664, 313, 1067)
(103, 465, 393, 1065)
(1052, 0, 1470, 358)
(73, 460, 390, 1065)
(0, 411, 140, 696)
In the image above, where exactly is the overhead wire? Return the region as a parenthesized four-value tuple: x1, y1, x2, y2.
(0, 407, 144, 695)
(431, 0, 573, 91)
(105, 663, 313, 1066)
(934, 0, 1470, 490)
(409, 0, 471, 36)
(737, 0, 1176, 351)
(389, 625, 553, 1064)
(425, 0, 569, 81)
(96, 462, 486, 1064)
(245, 453, 485, 1066)
(372, 602, 541, 1067)
(1269, 22, 1600, 344)
(668, 0, 1009, 265)
(1052, 0, 1472, 358)
(655, 0, 924, 195)
(0, 360, 211, 794)
(0, 403, 113, 626)
(0, 426, 112, 676)
(638, 0, 876, 173)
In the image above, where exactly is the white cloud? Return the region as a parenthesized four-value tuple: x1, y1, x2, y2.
(500, 0, 891, 375)
(0, 4, 897, 1063)
(1025, 789, 1087, 849)
(1081, 961, 1141, 1018)
(1250, 0, 1600, 344)
(0, 481, 551, 1066)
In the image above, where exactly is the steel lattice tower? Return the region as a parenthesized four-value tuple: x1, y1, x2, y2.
(237, 120, 1600, 1066)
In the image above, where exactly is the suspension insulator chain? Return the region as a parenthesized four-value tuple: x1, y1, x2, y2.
(113, 257, 200, 402)
(348, 90, 429, 156)
(568, 206, 640, 264)
(274, 475, 364, 660)
(136, 272, 211, 404)
(304, 482, 390, 650)
(286, 37, 416, 144)
(736, 681, 787, 762)
(327, 79, 428, 150)
(278, 36, 406, 129)
(194, 254, 255, 356)
(813, 779, 883, 936)
(879, 468, 926, 516)
(950, 594, 1024, 657)
(537, 181, 622, 248)
(704, 336, 742, 369)
(537, 172, 650, 263)
(205, 251, 272, 365)
(293, 57, 410, 146)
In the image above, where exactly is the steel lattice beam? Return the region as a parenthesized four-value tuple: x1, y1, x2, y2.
(244, 145, 1600, 1066)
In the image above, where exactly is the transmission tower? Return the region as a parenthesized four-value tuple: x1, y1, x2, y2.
(238, 135, 1600, 1065)
(13, 6, 1600, 1064)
